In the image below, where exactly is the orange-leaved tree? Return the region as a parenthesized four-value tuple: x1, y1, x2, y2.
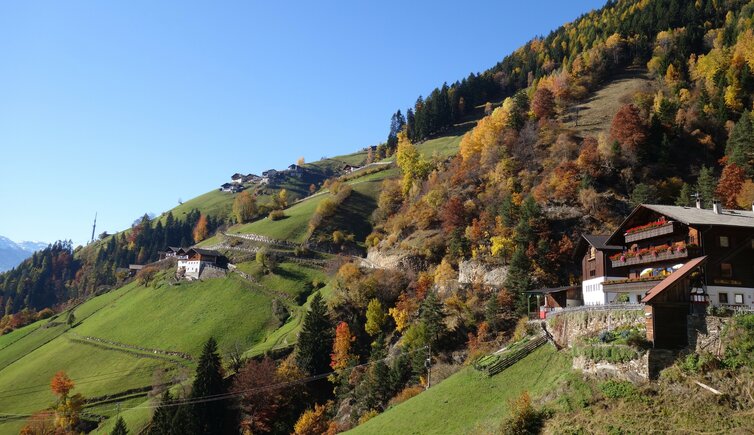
(193, 213, 209, 243)
(50, 371, 84, 432)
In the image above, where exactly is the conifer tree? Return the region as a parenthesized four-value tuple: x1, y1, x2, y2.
(419, 291, 445, 348)
(112, 416, 128, 435)
(675, 182, 693, 206)
(727, 110, 754, 175)
(296, 293, 333, 375)
(148, 390, 176, 435)
(696, 166, 718, 208)
(190, 337, 229, 435)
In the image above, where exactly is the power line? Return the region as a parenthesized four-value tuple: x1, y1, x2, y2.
(2, 346, 429, 421)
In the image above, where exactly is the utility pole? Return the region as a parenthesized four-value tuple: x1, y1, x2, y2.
(90, 212, 97, 244)
(425, 345, 432, 390)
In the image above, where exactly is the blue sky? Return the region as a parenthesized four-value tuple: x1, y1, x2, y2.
(0, 0, 605, 246)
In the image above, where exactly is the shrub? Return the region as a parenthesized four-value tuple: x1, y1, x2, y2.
(268, 210, 285, 221)
(512, 317, 531, 342)
(36, 308, 55, 320)
(724, 314, 754, 368)
(599, 380, 638, 400)
(357, 409, 379, 425)
(500, 391, 546, 435)
(388, 385, 424, 407)
(136, 266, 159, 287)
(681, 352, 719, 373)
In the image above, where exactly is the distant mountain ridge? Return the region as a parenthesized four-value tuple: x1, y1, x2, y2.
(0, 236, 47, 272)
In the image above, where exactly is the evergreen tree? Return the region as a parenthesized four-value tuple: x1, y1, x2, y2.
(419, 291, 445, 348)
(727, 110, 754, 176)
(696, 166, 718, 208)
(170, 403, 197, 435)
(296, 293, 333, 375)
(148, 390, 176, 435)
(190, 337, 229, 435)
(675, 182, 693, 206)
(112, 416, 128, 435)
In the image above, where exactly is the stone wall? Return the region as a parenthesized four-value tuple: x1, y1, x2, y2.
(572, 352, 649, 383)
(366, 249, 427, 272)
(546, 308, 644, 349)
(687, 314, 730, 357)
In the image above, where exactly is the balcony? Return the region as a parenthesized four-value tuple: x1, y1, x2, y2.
(603, 276, 665, 293)
(610, 247, 691, 268)
(624, 221, 676, 243)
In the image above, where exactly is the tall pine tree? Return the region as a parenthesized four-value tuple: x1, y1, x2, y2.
(112, 416, 128, 435)
(190, 337, 230, 435)
(295, 293, 333, 376)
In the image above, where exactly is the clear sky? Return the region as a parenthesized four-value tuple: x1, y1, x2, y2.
(0, 0, 606, 246)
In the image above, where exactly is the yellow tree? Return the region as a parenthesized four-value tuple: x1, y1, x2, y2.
(396, 130, 429, 196)
(232, 191, 257, 223)
(193, 214, 209, 243)
(50, 371, 84, 432)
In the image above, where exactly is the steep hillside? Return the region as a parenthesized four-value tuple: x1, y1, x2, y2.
(349, 346, 570, 435)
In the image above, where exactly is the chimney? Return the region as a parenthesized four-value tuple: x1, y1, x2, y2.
(695, 193, 702, 209)
(712, 199, 722, 215)
(751, 203, 754, 213)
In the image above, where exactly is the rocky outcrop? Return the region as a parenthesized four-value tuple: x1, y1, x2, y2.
(458, 260, 508, 287)
(366, 249, 427, 272)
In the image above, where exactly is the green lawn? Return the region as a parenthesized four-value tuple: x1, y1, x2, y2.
(232, 193, 326, 243)
(415, 134, 463, 158)
(74, 274, 275, 356)
(348, 346, 571, 435)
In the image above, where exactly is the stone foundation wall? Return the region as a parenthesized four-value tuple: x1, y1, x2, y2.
(546, 308, 644, 348)
(572, 352, 649, 383)
(687, 314, 730, 357)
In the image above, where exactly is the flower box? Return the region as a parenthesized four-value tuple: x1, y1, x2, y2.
(624, 221, 675, 243)
(610, 245, 690, 268)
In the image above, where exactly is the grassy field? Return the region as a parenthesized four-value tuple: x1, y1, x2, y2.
(232, 192, 327, 243)
(74, 274, 275, 356)
(348, 346, 571, 435)
(0, 273, 280, 434)
(561, 67, 654, 137)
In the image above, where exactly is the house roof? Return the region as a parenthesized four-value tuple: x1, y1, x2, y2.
(524, 285, 579, 295)
(642, 256, 707, 303)
(188, 248, 221, 257)
(608, 204, 754, 245)
(231, 173, 244, 179)
(574, 234, 622, 259)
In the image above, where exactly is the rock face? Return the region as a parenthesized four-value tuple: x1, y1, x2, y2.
(366, 249, 427, 272)
(458, 260, 508, 287)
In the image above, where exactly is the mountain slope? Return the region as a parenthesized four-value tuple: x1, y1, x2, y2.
(0, 236, 46, 272)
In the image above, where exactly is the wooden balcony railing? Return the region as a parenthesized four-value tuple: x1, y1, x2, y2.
(624, 221, 676, 243)
(611, 247, 690, 268)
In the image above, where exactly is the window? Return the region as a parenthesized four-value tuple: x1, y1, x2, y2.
(735, 294, 745, 304)
(719, 293, 729, 304)
(719, 236, 730, 248)
(721, 263, 733, 278)
(589, 270, 596, 277)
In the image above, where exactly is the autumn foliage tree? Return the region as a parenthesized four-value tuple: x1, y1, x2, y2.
(232, 190, 258, 224)
(50, 371, 84, 432)
(232, 357, 287, 434)
(330, 321, 356, 372)
(192, 214, 209, 243)
(610, 104, 647, 163)
(717, 161, 747, 208)
(531, 87, 556, 119)
(293, 402, 333, 435)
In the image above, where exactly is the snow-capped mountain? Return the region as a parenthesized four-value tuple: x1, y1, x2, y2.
(0, 236, 48, 272)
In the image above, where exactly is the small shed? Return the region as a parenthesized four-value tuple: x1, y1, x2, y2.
(642, 256, 708, 348)
(525, 285, 582, 318)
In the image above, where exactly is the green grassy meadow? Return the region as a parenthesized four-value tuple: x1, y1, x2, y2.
(348, 346, 571, 435)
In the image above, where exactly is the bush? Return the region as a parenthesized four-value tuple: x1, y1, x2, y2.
(599, 380, 638, 400)
(512, 317, 531, 342)
(500, 391, 547, 435)
(268, 210, 285, 221)
(573, 345, 639, 363)
(388, 385, 424, 407)
(680, 352, 719, 373)
(136, 266, 159, 287)
(724, 314, 754, 368)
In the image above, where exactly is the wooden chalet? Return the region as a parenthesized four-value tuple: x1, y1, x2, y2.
(177, 248, 227, 279)
(603, 202, 754, 308)
(574, 234, 623, 305)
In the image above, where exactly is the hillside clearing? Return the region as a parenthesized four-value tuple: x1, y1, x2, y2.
(561, 67, 654, 137)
